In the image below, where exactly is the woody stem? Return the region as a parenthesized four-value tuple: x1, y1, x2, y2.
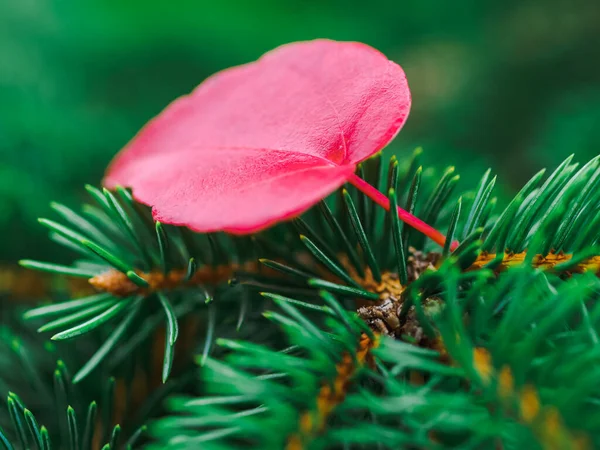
(348, 173, 458, 250)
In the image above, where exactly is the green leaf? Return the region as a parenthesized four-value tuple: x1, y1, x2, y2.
(67, 406, 79, 450)
(200, 303, 217, 366)
(389, 189, 408, 285)
(38, 218, 91, 250)
(103, 188, 152, 268)
(38, 298, 118, 333)
(158, 294, 179, 346)
(101, 378, 115, 444)
(109, 425, 121, 449)
(537, 156, 600, 250)
(509, 155, 575, 251)
(452, 228, 484, 258)
(73, 299, 142, 383)
(416, 167, 459, 248)
(319, 290, 357, 334)
(115, 185, 160, 261)
(236, 290, 249, 331)
(443, 197, 462, 258)
(108, 299, 197, 369)
(85, 185, 115, 215)
(465, 175, 496, 238)
(161, 329, 175, 384)
(126, 271, 149, 288)
(483, 168, 545, 251)
(402, 166, 422, 250)
(80, 239, 132, 273)
(124, 425, 146, 449)
(184, 257, 197, 282)
(23, 409, 43, 450)
(155, 221, 170, 274)
(397, 147, 422, 196)
(308, 279, 379, 300)
(571, 213, 600, 252)
(51, 299, 132, 340)
(258, 259, 313, 280)
(7, 396, 28, 450)
(261, 292, 334, 314)
(0, 430, 14, 450)
(364, 152, 383, 234)
(342, 189, 381, 282)
(356, 163, 371, 235)
(299, 235, 361, 289)
(18, 260, 96, 278)
(271, 299, 337, 358)
(41, 427, 51, 450)
(81, 204, 127, 243)
(318, 200, 364, 278)
(158, 294, 178, 379)
(24, 293, 114, 320)
(381, 157, 399, 264)
(53, 371, 68, 445)
(82, 402, 97, 450)
(462, 169, 492, 238)
(292, 217, 343, 270)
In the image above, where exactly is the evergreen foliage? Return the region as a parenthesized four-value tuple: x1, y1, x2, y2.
(3, 150, 600, 449)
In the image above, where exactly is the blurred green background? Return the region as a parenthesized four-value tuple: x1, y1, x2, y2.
(1, 0, 599, 262)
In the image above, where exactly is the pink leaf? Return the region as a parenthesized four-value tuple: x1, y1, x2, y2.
(105, 39, 449, 246)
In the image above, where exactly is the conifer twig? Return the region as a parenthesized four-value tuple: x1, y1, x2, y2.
(88, 262, 262, 297)
(470, 252, 600, 275)
(286, 333, 378, 450)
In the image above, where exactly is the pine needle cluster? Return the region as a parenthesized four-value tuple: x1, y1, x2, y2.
(3, 149, 600, 449)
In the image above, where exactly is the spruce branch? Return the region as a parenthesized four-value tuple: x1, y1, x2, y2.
(286, 332, 378, 450)
(11, 150, 600, 449)
(0, 321, 163, 449)
(18, 185, 273, 383)
(87, 262, 260, 298)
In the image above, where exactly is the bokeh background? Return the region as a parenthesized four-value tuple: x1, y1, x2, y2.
(1, 0, 599, 262)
